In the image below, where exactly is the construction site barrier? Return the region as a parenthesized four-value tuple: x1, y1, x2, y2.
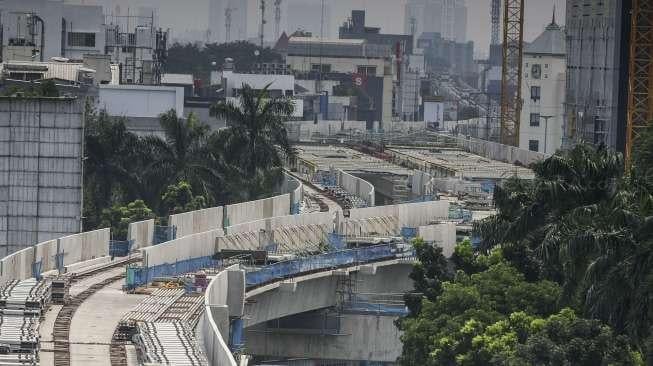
(245, 244, 399, 288)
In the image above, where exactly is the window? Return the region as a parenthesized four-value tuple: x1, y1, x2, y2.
(529, 140, 540, 152)
(531, 64, 542, 79)
(357, 65, 377, 75)
(531, 86, 541, 101)
(67, 32, 96, 47)
(311, 64, 331, 73)
(544, 64, 549, 68)
(530, 113, 540, 127)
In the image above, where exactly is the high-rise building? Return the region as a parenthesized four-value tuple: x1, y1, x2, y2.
(404, 0, 467, 46)
(563, 0, 631, 150)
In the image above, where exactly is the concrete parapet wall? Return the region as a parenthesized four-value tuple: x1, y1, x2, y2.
(128, 219, 155, 250)
(202, 264, 242, 366)
(34, 239, 58, 274)
(141, 228, 224, 268)
(59, 228, 109, 266)
(446, 133, 547, 166)
(418, 223, 457, 257)
(0, 247, 34, 281)
(348, 201, 449, 228)
(169, 207, 223, 239)
(225, 194, 290, 228)
(412, 170, 434, 196)
(337, 170, 375, 206)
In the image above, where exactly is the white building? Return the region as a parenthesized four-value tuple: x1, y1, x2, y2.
(519, 18, 566, 154)
(0, 0, 105, 61)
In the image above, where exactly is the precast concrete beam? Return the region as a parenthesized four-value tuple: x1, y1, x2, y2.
(279, 281, 297, 293)
(359, 264, 377, 275)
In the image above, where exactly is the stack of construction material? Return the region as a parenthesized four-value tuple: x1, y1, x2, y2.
(135, 321, 208, 366)
(0, 278, 49, 362)
(50, 277, 69, 304)
(0, 278, 51, 316)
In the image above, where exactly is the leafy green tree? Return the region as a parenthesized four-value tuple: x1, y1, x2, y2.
(161, 181, 208, 214)
(166, 41, 283, 84)
(84, 107, 152, 229)
(473, 142, 653, 348)
(211, 83, 296, 199)
(403, 237, 454, 316)
(398, 260, 561, 366)
(99, 200, 155, 241)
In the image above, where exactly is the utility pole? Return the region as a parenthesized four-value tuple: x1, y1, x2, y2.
(259, 0, 266, 48)
(540, 115, 554, 154)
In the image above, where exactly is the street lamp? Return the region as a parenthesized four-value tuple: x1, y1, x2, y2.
(540, 115, 554, 154)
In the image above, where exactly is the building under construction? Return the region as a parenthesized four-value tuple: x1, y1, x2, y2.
(563, 0, 632, 150)
(0, 97, 84, 256)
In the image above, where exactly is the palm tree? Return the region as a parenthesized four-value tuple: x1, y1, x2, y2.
(143, 110, 224, 209)
(474, 142, 653, 348)
(210, 83, 296, 199)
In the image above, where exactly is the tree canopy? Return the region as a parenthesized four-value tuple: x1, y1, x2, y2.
(83, 83, 294, 233)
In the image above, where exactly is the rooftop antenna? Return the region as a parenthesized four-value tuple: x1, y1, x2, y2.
(274, 0, 282, 40)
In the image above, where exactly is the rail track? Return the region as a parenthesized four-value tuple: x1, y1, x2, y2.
(51, 256, 140, 366)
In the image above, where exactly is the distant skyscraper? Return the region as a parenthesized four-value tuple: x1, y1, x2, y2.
(404, 0, 467, 46)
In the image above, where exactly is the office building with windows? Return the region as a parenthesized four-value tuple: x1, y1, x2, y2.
(519, 16, 566, 154)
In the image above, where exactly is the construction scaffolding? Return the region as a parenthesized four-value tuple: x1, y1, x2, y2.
(500, 0, 524, 147)
(0, 98, 83, 256)
(626, 0, 653, 167)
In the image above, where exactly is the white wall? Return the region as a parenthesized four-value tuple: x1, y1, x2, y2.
(348, 201, 449, 228)
(58, 228, 110, 266)
(98, 85, 184, 118)
(225, 194, 290, 228)
(128, 219, 155, 250)
(222, 71, 295, 97)
(169, 207, 223, 240)
(337, 170, 375, 206)
(141, 228, 224, 268)
(201, 264, 241, 366)
(287, 55, 385, 77)
(424, 100, 445, 126)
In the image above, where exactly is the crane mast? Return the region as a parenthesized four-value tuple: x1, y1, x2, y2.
(625, 0, 653, 168)
(500, 0, 525, 147)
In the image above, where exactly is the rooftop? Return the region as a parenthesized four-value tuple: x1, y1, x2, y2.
(524, 12, 566, 56)
(388, 148, 535, 180)
(161, 73, 194, 85)
(296, 145, 411, 176)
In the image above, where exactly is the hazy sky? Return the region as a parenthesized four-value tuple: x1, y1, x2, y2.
(91, 0, 566, 58)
